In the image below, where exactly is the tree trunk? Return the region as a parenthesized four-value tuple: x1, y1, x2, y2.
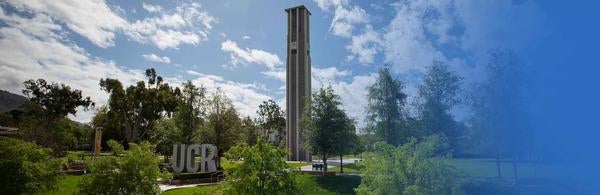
(496, 148, 502, 178)
(322, 155, 328, 175)
(340, 154, 343, 173)
(122, 112, 132, 142)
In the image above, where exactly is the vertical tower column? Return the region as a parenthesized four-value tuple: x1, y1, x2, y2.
(285, 5, 311, 162)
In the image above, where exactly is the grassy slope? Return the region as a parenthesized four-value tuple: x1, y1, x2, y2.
(162, 175, 362, 195)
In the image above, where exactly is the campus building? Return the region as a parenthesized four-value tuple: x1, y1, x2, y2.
(285, 5, 312, 161)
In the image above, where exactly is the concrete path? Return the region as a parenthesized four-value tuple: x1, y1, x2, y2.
(298, 158, 361, 172)
(159, 182, 221, 192)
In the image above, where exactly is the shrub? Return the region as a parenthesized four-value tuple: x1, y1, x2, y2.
(224, 139, 298, 195)
(0, 137, 62, 194)
(356, 134, 463, 195)
(78, 140, 168, 195)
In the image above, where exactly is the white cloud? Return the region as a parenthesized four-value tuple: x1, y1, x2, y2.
(313, 0, 380, 65)
(186, 71, 271, 118)
(242, 35, 251, 40)
(330, 5, 369, 37)
(346, 25, 382, 64)
(142, 53, 171, 64)
(313, 66, 351, 81)
(0, 3, 269, 124)
(3, 1, 216, 50)
(221, 40, 282, 70)
(310, 66, 376, 127)
(6, 0, 128, 48)
(313, 0, 368, 38)
(262, 70, 286, 82)
(125, 2, 215, 50)
(383, 0, 544, 82)
(142, 3, 162, 13)
(0, 9, 145, 122)
(332, 74, 376, 127)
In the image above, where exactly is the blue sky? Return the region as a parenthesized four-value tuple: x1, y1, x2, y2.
(0, 0, 596, 135)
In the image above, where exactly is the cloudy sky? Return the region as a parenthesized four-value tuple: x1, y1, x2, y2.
(0, 0, 550, 125)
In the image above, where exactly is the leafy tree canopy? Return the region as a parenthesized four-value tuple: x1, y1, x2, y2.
(356, 134, 462, 195)
(22, 79, 94, 119)
(302, 86, 355, 173)
(416, 61, 463, 149)
(99, 68, 179, 143)
(78, 140, 168, 195)
(201, 88, 241, 168)
(256, 99, 286, 146)
(0, 137, 62, 194)
(19, 79, 94, 153)
(224, 138, 297, 195)
(366, 65, 409, 146)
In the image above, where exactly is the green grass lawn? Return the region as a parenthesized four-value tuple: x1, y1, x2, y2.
(162, 175, 362, 195)
(161, 184, 225, 195)
(296, 175, 361, 194)
(44, 158, 564, 194)
(328, 163, 364, 174)
(37, 175, 82, 195)
(447, 158, 562, 178)
(288, 162, 311, 169)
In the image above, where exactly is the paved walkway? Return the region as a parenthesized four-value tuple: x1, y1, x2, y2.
(299, 158, 361, 172)
(162, 158, 364, 191)
(159, 182, 221, 192)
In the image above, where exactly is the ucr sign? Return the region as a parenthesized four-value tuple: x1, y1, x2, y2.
(172, 144, 218, 174)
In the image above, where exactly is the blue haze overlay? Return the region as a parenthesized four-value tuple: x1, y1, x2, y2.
(0, 0, 599, 193)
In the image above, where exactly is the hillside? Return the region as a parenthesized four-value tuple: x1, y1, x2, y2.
(0, 90, 27, 113)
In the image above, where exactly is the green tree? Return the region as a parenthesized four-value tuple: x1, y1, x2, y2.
(416, 61, 463, 151)
(256, 99, 286, 147)
(240, 116, 259, 146)
(356, 134, 462, 195)
(99, 68, 179, 143)
(224, 138, 298, 195)
(173, 80, 207, 144)
(149, 81, 206, 160)
(366, 65, 410, 146)
(201, 88, 241, 168)
(0, 137, 62, 194)
(468, 50, 528, 182)
(20, 79, 94, 153)
(153, 117, 180, 162)
(79, 140, 167, 195)
(21, 79, 94, 120)
(90, 105, 127, 150)
(302, 86, 354, 173)
(335, 118, 360, 173)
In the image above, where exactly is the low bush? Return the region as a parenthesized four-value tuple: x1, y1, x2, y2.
(356, 134, 463, 195)
(224, 138, 298, 195)
(0, 137, 62, 194)
(78, 140, 169, 195)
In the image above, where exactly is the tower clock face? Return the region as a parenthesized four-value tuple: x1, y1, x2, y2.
(291, 42, 297, 49)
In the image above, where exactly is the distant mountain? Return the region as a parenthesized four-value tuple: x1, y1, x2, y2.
(0, 90, 27, 113)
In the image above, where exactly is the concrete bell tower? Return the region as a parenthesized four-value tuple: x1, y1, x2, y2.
(285, 5, 311, 161)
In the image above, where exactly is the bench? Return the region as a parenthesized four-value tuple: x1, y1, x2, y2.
(312, 163, 324, 171)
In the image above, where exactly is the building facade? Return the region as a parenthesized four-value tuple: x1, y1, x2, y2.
(285, 5, 312, 161)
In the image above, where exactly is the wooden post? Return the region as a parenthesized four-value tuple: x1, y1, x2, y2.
(93, 127, 103, 159)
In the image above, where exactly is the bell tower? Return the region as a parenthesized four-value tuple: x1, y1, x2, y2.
(285, 5, 311, 161)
